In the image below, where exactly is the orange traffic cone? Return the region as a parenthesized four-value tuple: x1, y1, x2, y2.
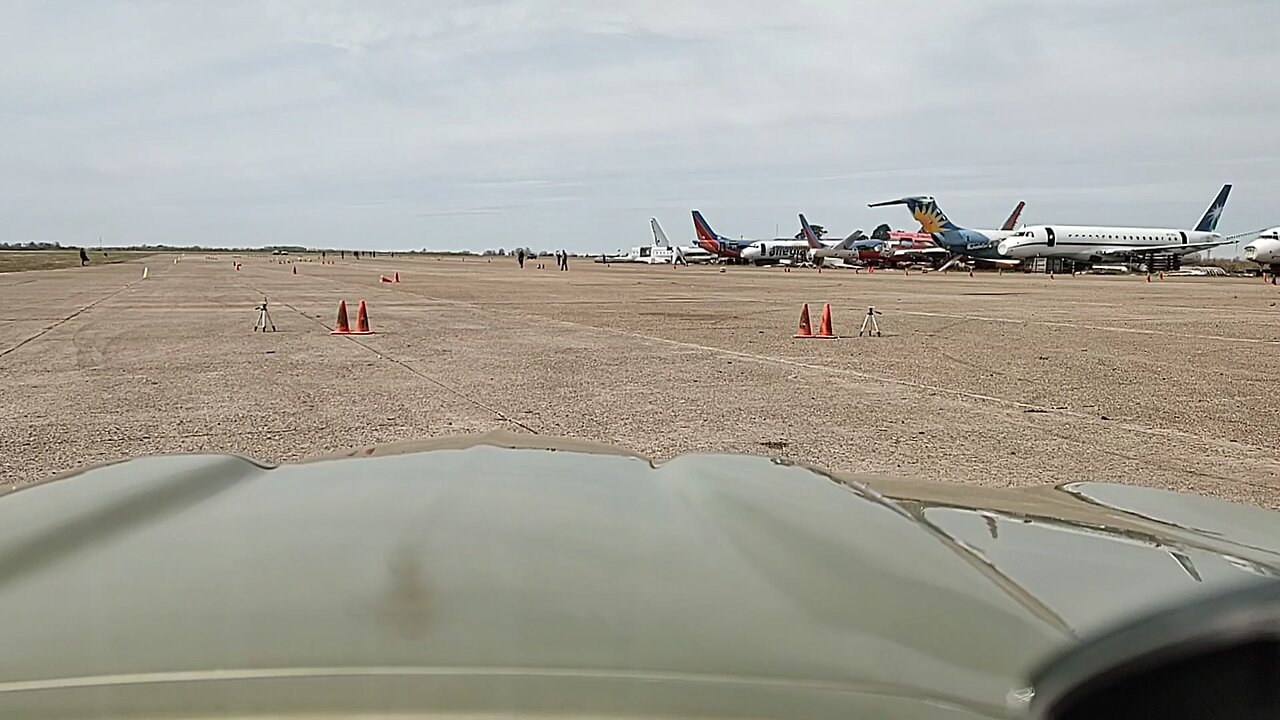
(868, 266, 874, 274)
(380, 275, 392, 283)
(394, 271, 400, 283)
(1146, 274, 1152, 283)
(1049, 273, 1054, 280)
(331, 301, 352, 335)
(292, 266, 297, 275)
(352, 300, 373, 335)
(794, 304, 814, 338)
(815, 303, 836, 338)
(1159, 272, 1164, 280)
(968, 269, 974, 277)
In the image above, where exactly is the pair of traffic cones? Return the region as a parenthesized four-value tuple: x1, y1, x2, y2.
(794, 303, 836, 339)
(331, 300, 373, 335)
(378, 272, 401, 284)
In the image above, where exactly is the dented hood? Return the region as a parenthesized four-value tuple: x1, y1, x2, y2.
(2, 433, 1279, 719)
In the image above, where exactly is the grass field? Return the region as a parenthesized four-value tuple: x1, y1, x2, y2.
(0, 250, 152, 273)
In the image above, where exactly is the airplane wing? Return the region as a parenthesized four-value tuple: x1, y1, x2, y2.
(1094, 238, 1238, 257)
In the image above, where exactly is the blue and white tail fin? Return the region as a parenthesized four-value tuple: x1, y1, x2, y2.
(650, 218, 670, 247)
(868, 196, 961, 234)
(798, 213, 823, 249)
(1193, 184, 1232, 233)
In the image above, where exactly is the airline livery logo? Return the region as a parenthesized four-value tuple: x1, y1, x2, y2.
(1204, 202, 1224, 231)
(909, 201, 948, 234)
(693, 214, 722, 253)
(695, 225, 719, 252)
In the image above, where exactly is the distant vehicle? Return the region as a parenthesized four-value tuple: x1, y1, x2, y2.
(869, 196, 1025, 270)
(997, 184, 1243, 267)
(1244, 227, 1280, 276)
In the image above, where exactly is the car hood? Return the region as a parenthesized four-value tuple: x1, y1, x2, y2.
(2, 432, 1279, 719)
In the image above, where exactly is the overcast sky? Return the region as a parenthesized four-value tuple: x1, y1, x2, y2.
(3, 0, 1278, 252)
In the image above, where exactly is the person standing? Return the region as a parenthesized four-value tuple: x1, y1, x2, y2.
(560, 249, 569, 271)
(517, 248, 526, 268)
(78, 247, 89, 266)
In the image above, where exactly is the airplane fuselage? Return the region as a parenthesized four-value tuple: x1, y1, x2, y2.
(934, 229, 1017, 262)
(740, 239, 811, 265)
(1244, 228, 1280, 271)
(998, 226, 1219, 262)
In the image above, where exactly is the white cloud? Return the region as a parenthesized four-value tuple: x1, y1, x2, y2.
(1, 0, 1278, 249)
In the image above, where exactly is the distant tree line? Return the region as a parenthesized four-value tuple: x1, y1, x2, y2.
(1, 241, 566, 256)
(0, 241, 66, 249)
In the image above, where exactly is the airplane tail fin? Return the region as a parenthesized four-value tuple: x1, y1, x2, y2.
(868, 196, 959, 234)
(839, 230, 866, 250)
(650, 218, 670, 247)
(691, 210, 721, 252)
(1001, 201, 1026, 231)
(870, 223, 892, 242)
(798, 214, 822, 249)
(1193, 184, 1232, 232)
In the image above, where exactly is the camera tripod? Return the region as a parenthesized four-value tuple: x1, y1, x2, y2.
(858, 307, 882, 337)
(254, 300, 276, 332)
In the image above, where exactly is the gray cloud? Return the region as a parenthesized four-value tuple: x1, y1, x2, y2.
(2, 0, 1277, 250)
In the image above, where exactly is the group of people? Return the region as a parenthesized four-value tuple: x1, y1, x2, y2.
(515, 248, 570, 271)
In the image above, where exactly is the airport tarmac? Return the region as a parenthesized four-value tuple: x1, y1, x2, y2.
(2, 254, 1278, 508)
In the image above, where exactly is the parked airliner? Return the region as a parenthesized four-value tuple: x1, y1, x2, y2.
(996, 184, 1239, 264)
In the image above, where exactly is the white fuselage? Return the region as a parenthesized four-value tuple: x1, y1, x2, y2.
(599, 244, 715, 264)
(1244, 228, 1280, 269)
(740, 240, 812, 264)
(598, 245, 680, 264)
(998, 226, 1219, 261)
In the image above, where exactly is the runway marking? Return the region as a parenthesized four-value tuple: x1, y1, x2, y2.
(0, 265, 170, 361)
(900, 310, 1280, 345)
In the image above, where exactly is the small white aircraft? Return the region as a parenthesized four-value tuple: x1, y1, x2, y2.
(595, 219, 716, 264)
(650, 218, 714, 264)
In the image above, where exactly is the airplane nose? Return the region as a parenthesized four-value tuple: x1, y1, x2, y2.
(997, 239, 1018, 257)
(741, 247, 760, 259)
